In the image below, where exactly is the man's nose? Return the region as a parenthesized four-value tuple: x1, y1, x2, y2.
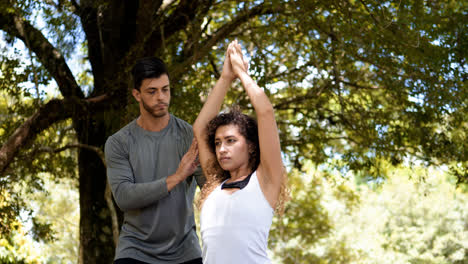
(156, 91, 164, 100)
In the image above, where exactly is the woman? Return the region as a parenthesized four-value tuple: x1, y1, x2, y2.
(193, 40, 287, 263)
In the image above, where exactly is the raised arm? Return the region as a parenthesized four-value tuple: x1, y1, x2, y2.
(229, 42, 284, 206)
(193, 42, 238, 177)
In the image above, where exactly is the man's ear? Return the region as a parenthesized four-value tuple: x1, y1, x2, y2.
(132, 89, 141, 102)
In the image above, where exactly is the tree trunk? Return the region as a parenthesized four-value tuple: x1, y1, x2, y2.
(75, 115, 115, 263)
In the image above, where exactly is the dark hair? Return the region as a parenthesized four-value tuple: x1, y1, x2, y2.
(131, 57, 169, 91)
(206, 107, 260, 175)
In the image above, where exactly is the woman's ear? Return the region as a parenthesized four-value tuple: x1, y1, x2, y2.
(248, 143, 256, 156)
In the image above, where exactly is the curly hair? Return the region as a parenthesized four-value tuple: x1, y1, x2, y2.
(197, 107, 290, 215)
(207, 107, 260, 172)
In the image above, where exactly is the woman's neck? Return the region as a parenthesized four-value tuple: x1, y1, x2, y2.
(228, 167, 252, 181)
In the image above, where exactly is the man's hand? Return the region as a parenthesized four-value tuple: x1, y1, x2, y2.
(166, 139, 199, 191)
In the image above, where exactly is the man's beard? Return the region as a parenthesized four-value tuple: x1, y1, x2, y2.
(142, 99, 168, 118)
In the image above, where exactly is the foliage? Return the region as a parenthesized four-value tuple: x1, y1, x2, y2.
(0, 224, 38, 263)
(1, 24, 79, 246)
(269, 161, 361, 263)
(168, 0, 468, 180)
(0, 0, 466, 261)
(0, 89, 77, 237)
(0, 175, 79, 263)
(3, 160, 468, 263)
(27, 176, 80, 263)
(279, 161, 468, 264)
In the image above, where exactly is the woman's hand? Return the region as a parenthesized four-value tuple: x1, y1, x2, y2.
(228, 40, 248, 77)
(220, 42, 236, 81)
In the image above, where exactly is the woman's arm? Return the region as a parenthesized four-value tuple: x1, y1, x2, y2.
(229, 42, 284, 207)
(193, 42, 237, 177)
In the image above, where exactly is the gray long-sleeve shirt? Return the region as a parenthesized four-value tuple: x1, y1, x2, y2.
(105, 115, 205, 263)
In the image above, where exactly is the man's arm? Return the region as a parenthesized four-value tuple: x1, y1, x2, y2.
(105, 135, 169, 211)
(105, 135, 198, 211)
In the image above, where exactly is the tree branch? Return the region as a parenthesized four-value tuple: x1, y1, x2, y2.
(170, 2, 283, 80)
(274, 82, 331, 110)
(340, 80, 380, 90)
(142, 0, 211, 57)
(37, 144, 104, 162)
(35, 143, 119, 247)
(269, 59, 319, 80)
(0, 8, 84, 99)
(0, 94, 112, 175)
(133, 0, 163, 46)
(69, 0, 81, 13)
(76, 1, 104, 92)
(180, 3, 214, 59)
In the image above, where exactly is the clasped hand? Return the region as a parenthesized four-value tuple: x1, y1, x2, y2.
(221, 40, 249, 81)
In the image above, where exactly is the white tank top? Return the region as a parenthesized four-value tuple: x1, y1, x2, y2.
(200, 171, 274, 264)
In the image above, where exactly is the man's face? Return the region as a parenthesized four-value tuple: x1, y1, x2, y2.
(133, 74, 170, 118)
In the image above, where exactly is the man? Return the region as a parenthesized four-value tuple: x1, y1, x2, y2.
(105, 57, 208, 264)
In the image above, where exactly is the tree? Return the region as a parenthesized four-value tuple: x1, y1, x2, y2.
(269, 161, 361, 263)
(0, 174, 79, 263)
(0, 0, 466, 262)
(312, 163, 468, 264)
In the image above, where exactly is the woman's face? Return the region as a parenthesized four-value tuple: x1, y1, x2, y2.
(214, 124, 251, 172)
